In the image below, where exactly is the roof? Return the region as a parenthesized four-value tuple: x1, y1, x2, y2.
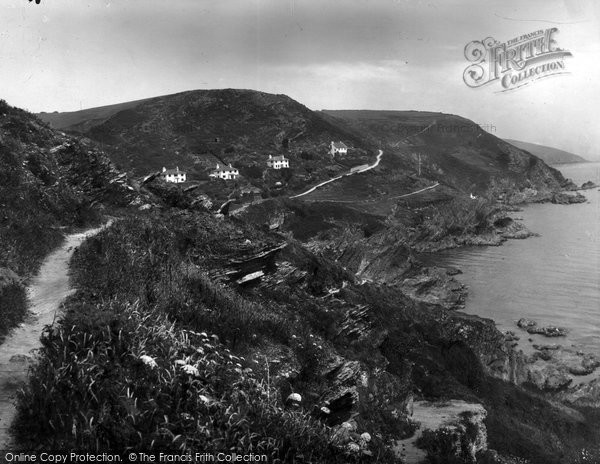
(269, 155, 288, 162)
(332, 141, 348, 149)
(162, 168, 186, 176)
(212, 164, 239, 173)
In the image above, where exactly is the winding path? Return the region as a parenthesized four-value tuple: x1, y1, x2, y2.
(390, 182, 440, 200)
(289, 149, 384, 199)
(0, 224, 108, 449)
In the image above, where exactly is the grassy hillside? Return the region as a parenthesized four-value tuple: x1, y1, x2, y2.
(322, 110, 569, 196)
(38, 96, 154, 132)
(37, 90, 573, 217)
(41, 90, 375, 186)
(504, 139, 588, 165)
(0, 99, 136, 337)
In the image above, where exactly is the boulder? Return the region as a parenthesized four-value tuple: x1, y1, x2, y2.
(581, 181, 597, 190)
(550, 192, 586, 204)
(516, 318, 567, 337)
(517, 318, 537, 330)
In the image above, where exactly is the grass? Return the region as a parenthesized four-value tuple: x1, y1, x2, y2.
(0, 99, 109, 336)
(0, 281, 27, 340)
(15, 299, 350, 460)
(15, 211, 400, 461)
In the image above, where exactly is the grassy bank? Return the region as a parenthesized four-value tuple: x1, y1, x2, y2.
(0, 280, 27, 340)
(14, 213, 398, 462)
(0, 98, 134, 338)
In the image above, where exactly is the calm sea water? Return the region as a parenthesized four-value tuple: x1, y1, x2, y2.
(426, 162, 600, 355)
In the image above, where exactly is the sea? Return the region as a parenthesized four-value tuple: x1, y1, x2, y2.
(427, 162, 600, 356)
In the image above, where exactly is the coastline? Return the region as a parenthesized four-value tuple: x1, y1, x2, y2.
(414, 173, 600, 403)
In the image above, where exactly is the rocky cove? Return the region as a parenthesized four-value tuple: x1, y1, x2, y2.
(221, 190, 596, 461)
(388, 163, 600, 460)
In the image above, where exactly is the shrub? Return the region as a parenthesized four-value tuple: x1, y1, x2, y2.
(416, 427, 467, 464)
(15, 298, 365, 461)
(0, 281, 27, 339)
(421, 197, 495, 241)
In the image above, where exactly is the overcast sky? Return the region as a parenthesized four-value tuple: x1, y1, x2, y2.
(1, 0, 599, 159)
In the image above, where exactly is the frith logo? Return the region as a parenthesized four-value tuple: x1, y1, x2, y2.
(463, 28, 572, 91)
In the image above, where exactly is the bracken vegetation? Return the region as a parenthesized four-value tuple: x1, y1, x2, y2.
(419, 197, 496, 241)
(15, 213, 400, 462)
(0, 98, 133, 341)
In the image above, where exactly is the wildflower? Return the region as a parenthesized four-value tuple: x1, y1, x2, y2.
(347, 443, 360, 453)
(181, 364, 199, 377)
(286, 393, 302, 403)
(140, 355, 157, 369)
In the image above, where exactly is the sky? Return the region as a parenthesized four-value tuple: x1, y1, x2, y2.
(1, 0, 599, 160)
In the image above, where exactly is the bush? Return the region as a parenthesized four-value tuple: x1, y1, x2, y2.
(421, 197, 495, 240)
(0, 281, 27, 339)
(15, 299, 352, 461)
(416, 427, 468, 464)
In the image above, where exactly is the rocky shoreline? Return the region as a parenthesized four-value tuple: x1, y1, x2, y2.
(393, 185, 600, 460)
(227, 179, 599, 462)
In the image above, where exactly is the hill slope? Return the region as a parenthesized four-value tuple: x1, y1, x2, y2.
(0, 98, 137, 337)
(38, 92, 570, 207)
(40, 89, 374, 182)
(322, 110, 569, 195)
(37, 97, 154, 132)
(504, 139, 588, 165)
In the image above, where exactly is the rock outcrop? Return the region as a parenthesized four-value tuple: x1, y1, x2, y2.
(517, 318, 568, 337)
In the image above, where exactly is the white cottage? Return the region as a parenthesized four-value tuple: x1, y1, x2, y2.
(267, 154, 290, 169)
(209, 163, 239, 180)
(330, 141, 348, 156)
(161, 167, 187, 183)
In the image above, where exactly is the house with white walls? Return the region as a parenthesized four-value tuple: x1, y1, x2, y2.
(209, 163, 240, 180)
(267, 154, 290, 169)
(161, 167, 187, 183)
(330, 141, 348, 156)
